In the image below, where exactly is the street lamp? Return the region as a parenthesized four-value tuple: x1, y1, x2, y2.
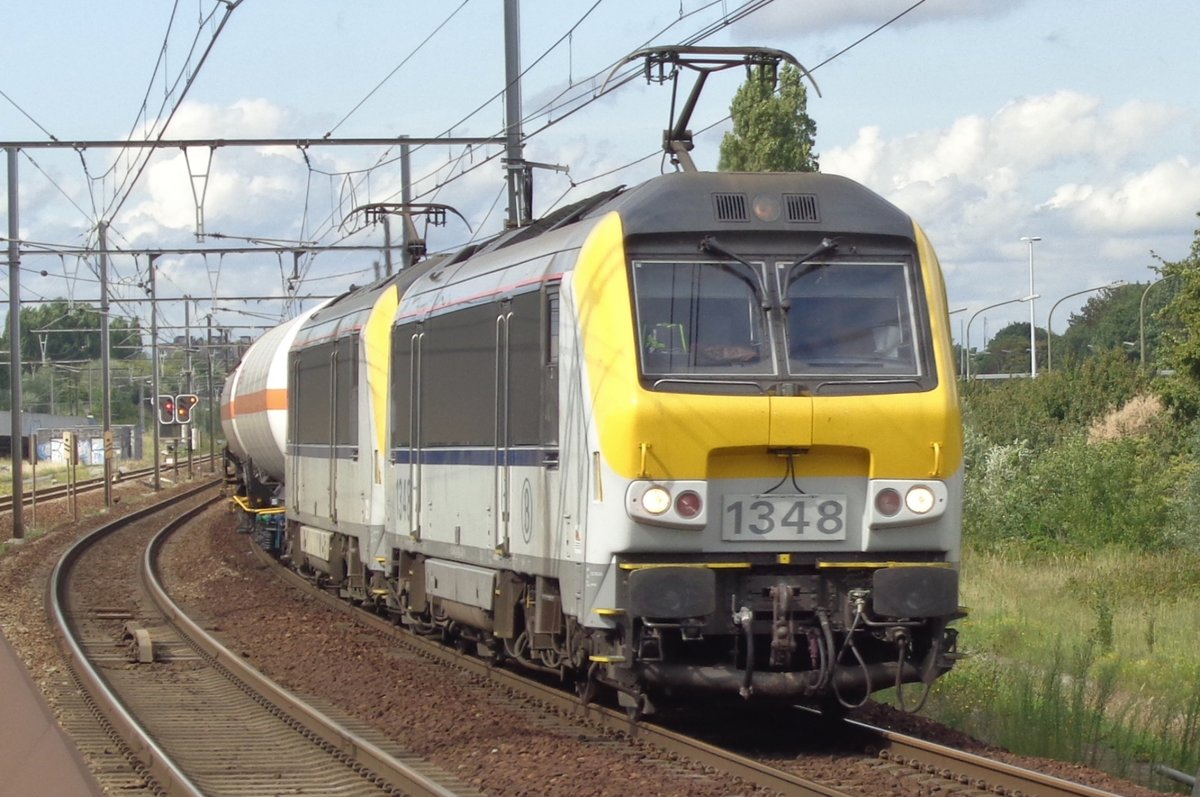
(1140, 275, 1174, 366)
(949, 307, 967, 379)
(1021, 236, 1042, 378)
(1045, 280, 1126, 371)
(965, 296, 1035, 380)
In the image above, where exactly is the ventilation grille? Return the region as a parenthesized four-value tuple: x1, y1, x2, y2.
(785, 193, 820, 222)
(712, 193, 749, 222)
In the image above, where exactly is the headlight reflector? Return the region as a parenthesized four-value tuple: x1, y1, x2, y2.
(641, 485, 672, 515)
(905, 485, 936, 514)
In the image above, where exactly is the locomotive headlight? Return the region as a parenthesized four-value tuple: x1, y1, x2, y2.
(626, 481, 708, 528)
(641, 485, 672, 515)
(869, 480, 949, 529)
(905, 485, 936, 514)
(752, 194, 781, 222)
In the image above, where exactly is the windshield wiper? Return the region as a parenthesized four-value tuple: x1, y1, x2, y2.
(698, 236, 771, 309)
(782, 237, 840, 309)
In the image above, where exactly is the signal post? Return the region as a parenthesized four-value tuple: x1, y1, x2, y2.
(157, 393, 199, 479)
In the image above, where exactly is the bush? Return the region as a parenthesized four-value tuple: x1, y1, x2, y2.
(965, 432, 1179, 553)
(961, 352, 1200, 553)
(963, 352, 1147, 449)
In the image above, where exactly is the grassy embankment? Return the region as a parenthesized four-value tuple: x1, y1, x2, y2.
(890, 356, 1200, 792)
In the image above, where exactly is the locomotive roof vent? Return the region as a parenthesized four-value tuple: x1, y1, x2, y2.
(784, 193, 820, 222)
(712, 192, 749, 222)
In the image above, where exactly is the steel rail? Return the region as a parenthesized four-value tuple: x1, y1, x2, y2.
(47, 481, 220, 797)
(144, 513, 467, 797)
(47, 483, 476, 797)
(0, 456, 217, 514)
(845, 718, 1127, 797)
(249, 539, 854, 797)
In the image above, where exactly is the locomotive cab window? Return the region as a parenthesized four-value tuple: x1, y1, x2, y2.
(780, 260, 923, 379)
(632, 260, 773, 378)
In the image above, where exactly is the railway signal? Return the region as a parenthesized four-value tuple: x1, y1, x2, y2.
(175, 394, 199, 423)
(157, 395, 176, 424)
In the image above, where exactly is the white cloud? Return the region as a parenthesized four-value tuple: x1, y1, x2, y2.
(821, 91, 1191, 244)
(1044, 157, 1200, 233)
(160, 98, 295, 138)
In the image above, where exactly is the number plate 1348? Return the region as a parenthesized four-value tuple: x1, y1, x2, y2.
(721, 495, 848, 541)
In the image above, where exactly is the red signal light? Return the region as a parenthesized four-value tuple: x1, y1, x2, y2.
(157, 395, 176, 424)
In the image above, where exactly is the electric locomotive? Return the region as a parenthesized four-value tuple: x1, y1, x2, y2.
(224, 169, 964, 716)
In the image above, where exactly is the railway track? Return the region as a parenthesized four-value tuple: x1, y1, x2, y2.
(843, 720, 1129, 797)
(1, 456, 218, 515)
(48, 483, 481, 797)
(244, 533, 1130, 797)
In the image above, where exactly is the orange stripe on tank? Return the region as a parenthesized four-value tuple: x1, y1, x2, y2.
(222, 388, 288, 420)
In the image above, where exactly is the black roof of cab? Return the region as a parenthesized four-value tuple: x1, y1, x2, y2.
(585, 171, 914, 241)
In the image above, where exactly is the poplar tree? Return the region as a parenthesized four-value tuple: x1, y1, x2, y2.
(718, 64, 818, 173)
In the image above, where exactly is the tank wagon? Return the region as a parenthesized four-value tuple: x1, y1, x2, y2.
(224, 169, 964, 715)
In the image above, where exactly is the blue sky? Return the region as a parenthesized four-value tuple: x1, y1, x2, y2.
(2, 0, 1199, 349)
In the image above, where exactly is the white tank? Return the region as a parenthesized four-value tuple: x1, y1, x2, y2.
(220, 302, 328, 482)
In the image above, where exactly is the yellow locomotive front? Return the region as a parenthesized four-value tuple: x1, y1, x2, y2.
(570, 172, 963, 713)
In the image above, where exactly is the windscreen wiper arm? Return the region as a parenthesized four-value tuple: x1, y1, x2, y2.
(782, 237, 840, 308)
(698, 236, 771, 309)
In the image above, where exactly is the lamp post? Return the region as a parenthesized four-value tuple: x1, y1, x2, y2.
(1021, 236, 1042, 378)
(949, 307, 967, 379)
(965, 296, 1034, 380)
(1045, 280, 1125, 371)
(1140, 275, 1174, 366)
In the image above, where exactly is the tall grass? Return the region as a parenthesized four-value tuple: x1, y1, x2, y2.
(920, 549, 1200, 792)
(947, 361, 1200, 788)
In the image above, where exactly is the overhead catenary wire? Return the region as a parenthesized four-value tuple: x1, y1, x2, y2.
(292, 0, 612, 250)
(96, 1, 245, 225)
(0, 86, 60, 141)
(10, 0, 929, 322)
(540, 0, 932, 214)
(323, 0, 475, 138)
(300, 0, 776, 250)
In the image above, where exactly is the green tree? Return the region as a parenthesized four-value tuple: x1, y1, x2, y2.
(0, 300, 143, 365)
(0, 301, 144, 407)
(1058, 282, 1160, 366)
(718, 63, 818, 172)
(973, 321, 1045, 376)
(1155, 219, 1200, 418)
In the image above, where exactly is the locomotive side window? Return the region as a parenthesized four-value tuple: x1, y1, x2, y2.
(389, 323, 417, 450)
(289, 336, 358, 454)
(632, 261, 773, 377)
(422, 303, 497, 446)
(333, 336, 358, 449)
(781, 261, 923, 378)
(292, 343, 334, 446)
(542, 285, 559, 447)
(508, 291, 544, 446)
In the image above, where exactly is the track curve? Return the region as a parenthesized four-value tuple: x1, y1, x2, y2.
(48, 483, 480, 797)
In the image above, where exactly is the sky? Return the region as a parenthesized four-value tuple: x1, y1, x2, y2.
(2, 0, 1199, 353)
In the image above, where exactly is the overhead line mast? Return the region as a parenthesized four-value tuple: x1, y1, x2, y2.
(503, 0, 531, 228)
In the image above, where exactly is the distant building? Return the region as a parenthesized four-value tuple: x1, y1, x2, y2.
(0, 411, 133, 462)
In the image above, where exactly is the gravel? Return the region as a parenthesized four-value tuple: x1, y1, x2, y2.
(1, 485, 1172, 796)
